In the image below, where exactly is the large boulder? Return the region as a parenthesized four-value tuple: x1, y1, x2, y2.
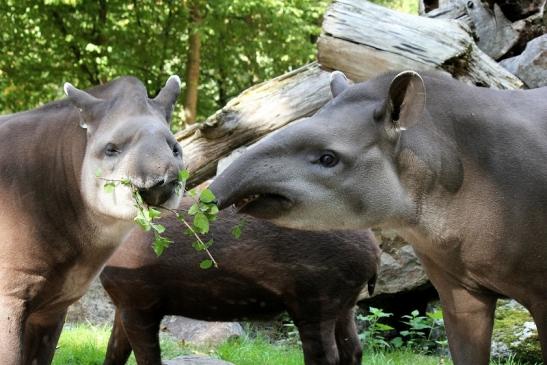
(500, 34, 547, 88)
(161, 316, 244, 347)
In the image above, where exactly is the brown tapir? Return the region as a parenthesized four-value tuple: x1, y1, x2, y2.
(0, 76, 184, 364)
(209, 70, 547, 365)
(100, 197, 380, 365)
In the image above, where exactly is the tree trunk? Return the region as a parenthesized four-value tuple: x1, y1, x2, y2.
(184, 3, 202, 124)
(317, 0, 522, 89)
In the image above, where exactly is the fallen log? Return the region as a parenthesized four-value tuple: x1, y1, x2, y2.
(317, 0, 523, 88)
(426, 0, 546, 60)
(176, 63, 331, 187)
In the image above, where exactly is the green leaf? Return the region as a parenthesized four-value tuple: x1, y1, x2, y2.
(149, 208, 161, 219)
(193, 212, 209, 234)
(104, 181, 117, 193)
(199, 188, 216, 203)
(186, 188, 197, 198)
(120, 177, 131, 186)
(231, 225, 242, 239)
(192, 241, 205, 251)
(134, 217, 151, 231)
(151, 223, 166, 234)
(178, 169, 190, 183)
(199, 259, 213, 269)
(188, 203, 200, 215)
(207, 204, 219, 215)
(152, 235, 173, 256)
(95, 168, 102, 177)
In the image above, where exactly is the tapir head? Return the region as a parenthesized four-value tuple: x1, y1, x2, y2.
(210, 71, 426, 230)
(65, 76, 185, 220)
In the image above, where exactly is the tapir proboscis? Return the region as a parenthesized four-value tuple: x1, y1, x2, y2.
(210, 70, 547, 365)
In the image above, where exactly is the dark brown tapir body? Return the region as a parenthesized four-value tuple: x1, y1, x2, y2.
(210, 71, 547, 365)
(0, 76, 183, 364)
(100, 198, 380, 365)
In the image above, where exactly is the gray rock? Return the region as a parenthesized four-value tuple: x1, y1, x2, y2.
(65, 277, 115, 325)
(359, 229, 429, 300)
(163, 355, 234, 365)
(161, 316, 244, 347)
(500, 35, 547, 88)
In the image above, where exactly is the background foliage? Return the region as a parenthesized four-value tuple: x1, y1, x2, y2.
(0, 0, 416, 130)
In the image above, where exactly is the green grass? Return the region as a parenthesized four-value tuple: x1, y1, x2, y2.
(52, 324, 189, 365)
(52, 324, 530, 365)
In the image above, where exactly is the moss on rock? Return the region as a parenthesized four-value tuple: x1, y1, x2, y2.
(492, 300, 542, 364)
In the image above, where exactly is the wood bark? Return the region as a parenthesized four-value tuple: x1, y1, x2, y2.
(184, 3, 202, 124)
(317, 0, 523, 89)
(427, 0, 546, 60)
(176, 63, 332, 187)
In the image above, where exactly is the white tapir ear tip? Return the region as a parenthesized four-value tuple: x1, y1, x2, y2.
(168, 75, 181, 87)
(63, 82, 73, 96)
(330, 70, 347, 81)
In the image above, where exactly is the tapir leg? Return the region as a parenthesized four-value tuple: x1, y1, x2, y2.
(334, 308, 362, 365)
(418, 256, 497, 365)
(103, 309, 133, 365)
(0, 296, 25, 364)
(22, 311, 66, 364)
(119, 309, 162, 365)
(295, 319, 340, 365)
(529, 302, 547, 363)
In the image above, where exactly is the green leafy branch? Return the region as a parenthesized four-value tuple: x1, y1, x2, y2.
(96, 168, 219, 269)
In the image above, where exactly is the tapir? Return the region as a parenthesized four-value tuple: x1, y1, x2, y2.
(0, 76, 184, 364)
(100, 198, 380, 365)
(210, 70, 547, 365)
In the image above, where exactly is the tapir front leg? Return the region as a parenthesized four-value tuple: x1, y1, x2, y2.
(119, 309, 163, 365)
(0, 296, 25, 364)
(23, 311, 66, 364)
(529, 302, 547, 363)
(295, 319, 340, 365)
(418, 255, 497, 365)
(334, 308, 362, 365)
(103, 309, 133, 365)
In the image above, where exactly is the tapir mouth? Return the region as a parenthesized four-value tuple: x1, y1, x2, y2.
(233, 192, 292, 219)
(138, 179, 179, 207)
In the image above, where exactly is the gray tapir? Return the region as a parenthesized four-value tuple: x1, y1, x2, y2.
(0, 76, 184, 364)
(100, 198, 380, 365)
(210, 70, 547, 365)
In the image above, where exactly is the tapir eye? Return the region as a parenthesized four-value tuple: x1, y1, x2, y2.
(319, 152, 338, 167)
(172, 144, 182, 158)
(104, 143, 121, 157)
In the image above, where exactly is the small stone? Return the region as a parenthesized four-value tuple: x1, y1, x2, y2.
(163, 355, 234, 365)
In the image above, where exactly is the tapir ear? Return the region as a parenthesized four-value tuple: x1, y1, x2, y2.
(153, 75, 181, 123)
(330, 71, 350, 98)
(383, 71, 426, 139)
(63, 82, 104, 130)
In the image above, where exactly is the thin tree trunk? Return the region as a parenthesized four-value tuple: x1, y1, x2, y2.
(184, 2, 202, 124)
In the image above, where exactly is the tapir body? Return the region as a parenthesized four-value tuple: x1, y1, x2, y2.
(0, 76, 183, 364)
(210, 71, 547, 364)
(100, 198, 380, 365)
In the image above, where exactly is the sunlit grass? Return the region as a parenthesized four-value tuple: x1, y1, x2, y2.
(52, 324, 532, 365)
